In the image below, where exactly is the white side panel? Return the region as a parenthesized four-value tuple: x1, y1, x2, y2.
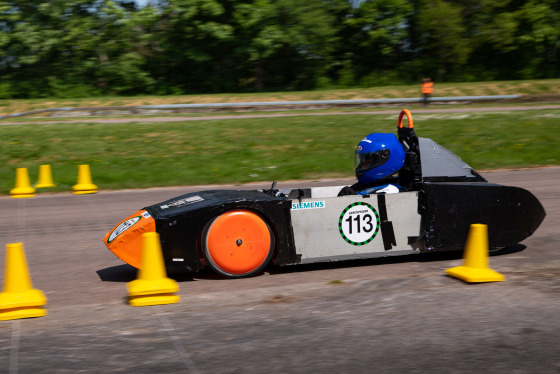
(289, 192, 422, 263)
(310, 186, 348, 198)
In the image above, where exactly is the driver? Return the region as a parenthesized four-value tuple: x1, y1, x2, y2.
(338, 133, 406, 196)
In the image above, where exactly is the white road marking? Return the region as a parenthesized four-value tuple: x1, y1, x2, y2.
(9, 319, 20, 374)
(158, 313, 200, 374)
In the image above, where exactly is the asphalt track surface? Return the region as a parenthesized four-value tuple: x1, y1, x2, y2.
(0, 167, 559, 373)
(1, 104, 560, 125)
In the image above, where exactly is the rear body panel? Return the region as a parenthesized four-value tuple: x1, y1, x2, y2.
(419, 182, 545, 251)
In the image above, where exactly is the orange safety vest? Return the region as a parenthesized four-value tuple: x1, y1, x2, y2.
(421, 82, 433, 94)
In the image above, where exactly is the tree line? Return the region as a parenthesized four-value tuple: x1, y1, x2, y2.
(0, 0, 558, 98)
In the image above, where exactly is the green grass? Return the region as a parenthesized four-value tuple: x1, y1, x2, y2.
(1, 110, 559, 195)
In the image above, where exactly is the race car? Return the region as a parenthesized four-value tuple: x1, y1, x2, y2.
(103, 109, 546, 278)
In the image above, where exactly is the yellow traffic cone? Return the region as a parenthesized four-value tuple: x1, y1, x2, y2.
(72, 164, 97, 195)
(446, 224, 505, 283)
(35, 164, 56, 188)
(10, 168, 36, 198)
(127, 232, 179, 306)
(0, 243, 47, 320)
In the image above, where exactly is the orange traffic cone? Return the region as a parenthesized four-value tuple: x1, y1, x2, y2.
(446, 224, 505, 283)
(10, 168, 36, 198)
(0, 243, 47, 320)
(35, 164, 56, 188)
(72, 164, 97, 194)
(127, 232, 179, 306)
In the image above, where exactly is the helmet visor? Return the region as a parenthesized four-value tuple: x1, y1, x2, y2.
(354, 149, 391, 174)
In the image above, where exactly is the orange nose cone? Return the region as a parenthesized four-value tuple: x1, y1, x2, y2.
(103, 210, 156, 269)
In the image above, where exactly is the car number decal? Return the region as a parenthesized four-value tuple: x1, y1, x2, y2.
(338, 202, 380, 246)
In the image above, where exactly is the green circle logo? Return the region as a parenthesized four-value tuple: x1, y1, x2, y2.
(338, 202, 380, 246)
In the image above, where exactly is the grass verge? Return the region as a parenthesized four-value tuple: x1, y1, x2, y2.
(1, 110, 558, 195)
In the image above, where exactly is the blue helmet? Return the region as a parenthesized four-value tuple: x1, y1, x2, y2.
(354, 133, 405, 184)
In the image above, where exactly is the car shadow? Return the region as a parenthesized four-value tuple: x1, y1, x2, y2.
(489, 243, 527, 256)
(96, 263, 198, 283)
(97, 244, 526, 282)
(266, 244, 527, 276)
(96, 264, 137, 282)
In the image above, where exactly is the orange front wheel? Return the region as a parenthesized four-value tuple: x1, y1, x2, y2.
(202, 210, 274, 278)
